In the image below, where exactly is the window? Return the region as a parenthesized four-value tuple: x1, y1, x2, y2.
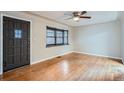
(46, 26, 68, 47)
(56, 30, 63, 44)
(15, 29, 22, 38)
(46, 29, 55, 45)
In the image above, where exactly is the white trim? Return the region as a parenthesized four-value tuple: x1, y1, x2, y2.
(31, 51, 73, 65)
(30, 18, 33, 66)
(31, 51, 123, 65)
(73, 51, 122, 60)
(1, 14, 31, 22)
(0, 13, 32, 75)
(0, 14, 3, 75)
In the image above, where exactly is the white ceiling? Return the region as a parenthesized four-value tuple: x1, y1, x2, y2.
(29, 11, 119, 27)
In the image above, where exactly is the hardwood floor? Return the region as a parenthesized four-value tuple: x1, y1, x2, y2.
(0, 52, 124, 81)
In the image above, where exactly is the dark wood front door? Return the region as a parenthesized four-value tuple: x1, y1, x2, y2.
(3, 16, 30, 72)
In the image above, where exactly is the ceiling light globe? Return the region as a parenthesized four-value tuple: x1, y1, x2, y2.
(73, 17, 79, 21)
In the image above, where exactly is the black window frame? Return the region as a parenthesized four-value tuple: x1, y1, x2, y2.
(46, 26, 69, 47)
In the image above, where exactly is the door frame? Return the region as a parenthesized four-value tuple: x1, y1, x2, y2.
(0, 13, 32, 74)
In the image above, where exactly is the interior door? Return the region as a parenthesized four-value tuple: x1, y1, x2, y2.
(3, 16, 30, 72)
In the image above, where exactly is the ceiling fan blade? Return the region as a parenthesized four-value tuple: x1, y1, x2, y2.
(81, 11, 87, 15)
(79, 16, 91, 19)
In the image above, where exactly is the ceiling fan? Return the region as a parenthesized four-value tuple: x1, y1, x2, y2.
(64, 11, 91, 22)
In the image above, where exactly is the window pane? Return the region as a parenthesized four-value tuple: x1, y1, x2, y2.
(15, 29, 22, 38)
(56, 31, 63, 37)
(64, 31, 68, 37)
(47, 30, 55, 36)
(64, 37, 68, 44)
(47, 37, 55, 44)
(56, 37, 63, 44)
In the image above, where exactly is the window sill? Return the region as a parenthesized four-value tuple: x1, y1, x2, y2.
(46, 44, 69, 48)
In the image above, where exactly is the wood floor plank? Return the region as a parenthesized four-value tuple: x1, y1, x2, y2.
(0, 52, 124, 81)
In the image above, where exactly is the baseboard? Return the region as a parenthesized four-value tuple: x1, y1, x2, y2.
(73, 51, 122, 60)
(31, 51, 123, 65)
(31, 51, 73, 65)
(31, 50, 123, 65)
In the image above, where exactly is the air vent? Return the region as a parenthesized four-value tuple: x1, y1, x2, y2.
(56, 56, 62, 58)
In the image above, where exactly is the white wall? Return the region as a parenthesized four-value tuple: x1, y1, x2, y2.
(0, 11, 73, 74)
(121, 23, 124, 63)
(119, 12, 124, 63)
(73, 21, 121, 58)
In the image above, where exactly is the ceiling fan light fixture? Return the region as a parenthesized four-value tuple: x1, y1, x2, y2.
(73, 16, 79, 21)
